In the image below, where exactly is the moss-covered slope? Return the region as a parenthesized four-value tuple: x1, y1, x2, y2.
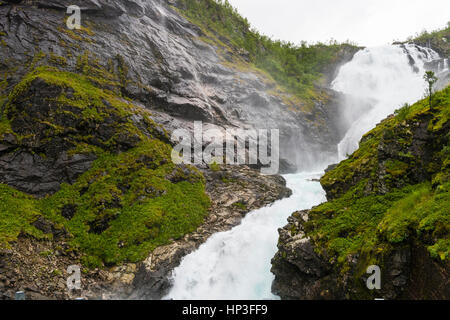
(0, 65, 210, 268)
(312, 85, 449, 263)
(272, 86, 449, 299)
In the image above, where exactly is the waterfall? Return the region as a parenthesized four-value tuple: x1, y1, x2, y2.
(157, 44, 442, 300)
(443, 58, 449, 72)
(333, 44, 439, 160)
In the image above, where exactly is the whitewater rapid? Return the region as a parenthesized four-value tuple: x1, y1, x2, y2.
(165, 172, 326, 300)
(163, 44, 441, 300)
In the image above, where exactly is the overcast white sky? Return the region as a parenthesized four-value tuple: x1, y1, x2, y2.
(227, 0, 450, 46)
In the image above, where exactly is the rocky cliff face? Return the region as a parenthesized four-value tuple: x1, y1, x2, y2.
(0, 0, 357, 174)
(271, 86, 450, 300)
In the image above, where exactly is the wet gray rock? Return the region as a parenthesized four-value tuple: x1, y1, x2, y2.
(0, 75, 145, 196)
(35, 0, 125, 18)
(0, 150, 96, 197)
(0, 0, 358, 177)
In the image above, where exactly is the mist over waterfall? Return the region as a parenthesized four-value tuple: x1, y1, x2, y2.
(332, 44, 440, 160)
(161, 44, 442, 300)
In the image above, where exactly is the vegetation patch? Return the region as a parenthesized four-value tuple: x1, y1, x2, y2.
(321, 86, 450, 198)
(38, 140, 210, 267)
(0, 67, 211, 268)
(306, 86, 450, 271)
(175, 0, 359, 106)
(0, 184, 46, 246)
(402, 22, 450, 57)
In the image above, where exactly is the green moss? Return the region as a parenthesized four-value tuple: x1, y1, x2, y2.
(307, 180, 449, 269)
(49, 52, 68, 67)
(73, 51, 123, 92)
(221, 175, 236, 184)
(0, 72, 7, 92)
(379, 181, 449, 261)
(394, 103, 412, 121)
(176, 0, 359, 105)
(28, 51, 46, 70)
(52, 269, 63, 276)
(37, 140, 209, 266)
(209, 161, 221, 172)
(377, 183, 433, 243)
(0, 30, 5, 47)
(39, 249, 54, 257)
(385, 159, 409, 177)
(116, 54, 129, 87)
(58, 26, 93, 43)
(0, 104, 12, 139)
(0, 66, 211, 267)
(428, 239, 450, 261)
(306, 86, 450, 273)
(0, 184, 45, 247)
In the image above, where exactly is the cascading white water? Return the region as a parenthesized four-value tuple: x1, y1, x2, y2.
(442, 58, 449, 72)
(333, 44, 439, 160)
(165, 172, 326, 300)
(161, 44, 441, 300)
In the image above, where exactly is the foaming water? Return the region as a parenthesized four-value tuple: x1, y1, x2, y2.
(332, 44, 439, 160)
(164, 172, 326, 300)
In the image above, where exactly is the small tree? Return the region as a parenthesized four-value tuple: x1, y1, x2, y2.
(424, 71, 438, 110)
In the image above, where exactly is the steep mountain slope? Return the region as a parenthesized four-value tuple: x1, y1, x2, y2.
(271, 86, 450, 299)
(0, 0, 359, 171)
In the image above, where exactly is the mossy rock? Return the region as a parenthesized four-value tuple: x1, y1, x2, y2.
(307, 86, 450, 275)
(0, 66, 211, 268)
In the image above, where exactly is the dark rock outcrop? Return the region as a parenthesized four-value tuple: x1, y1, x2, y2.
(272, 210, 449, 300)
(271, 211, 339, 300)
(0, 76, 150, 196)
